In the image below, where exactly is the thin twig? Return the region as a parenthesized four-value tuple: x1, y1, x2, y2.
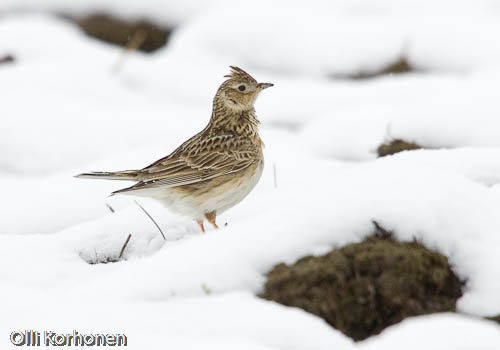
(119, 234, 132, 259)
(273, 162, 278, 189)
(112, 28, 148, 73)
(134, 200, 166, 240)
(105, 203, 115, 213)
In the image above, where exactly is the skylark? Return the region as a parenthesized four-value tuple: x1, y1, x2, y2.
(76, 66, 273, 232)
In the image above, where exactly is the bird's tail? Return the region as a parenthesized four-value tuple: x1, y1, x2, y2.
(74, 170, 140, 181)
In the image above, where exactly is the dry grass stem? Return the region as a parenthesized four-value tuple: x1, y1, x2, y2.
(112, 28, 148, 73)
(105, 203, 115, 213)
(119, 234, 132, 259)
(134, 200, 166, 240)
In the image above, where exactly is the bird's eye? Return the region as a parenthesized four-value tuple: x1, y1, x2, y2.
(238, 85, 246, 92)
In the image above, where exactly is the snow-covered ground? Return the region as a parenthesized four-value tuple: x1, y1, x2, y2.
(1, 1, 500, 348)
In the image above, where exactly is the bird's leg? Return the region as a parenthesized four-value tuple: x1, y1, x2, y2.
(196, 220, 205, 233)
(205, 211, 219, 229)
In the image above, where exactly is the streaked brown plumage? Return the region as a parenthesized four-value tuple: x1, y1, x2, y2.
(76, 66, 273, 232)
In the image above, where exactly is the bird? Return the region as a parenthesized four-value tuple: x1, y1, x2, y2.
(76, 66, 273, 232)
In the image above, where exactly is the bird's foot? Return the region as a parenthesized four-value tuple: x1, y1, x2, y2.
(196, 220, 205, 233)
(205, 211, 219, 230)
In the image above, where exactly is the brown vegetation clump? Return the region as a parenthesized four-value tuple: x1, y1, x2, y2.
(486, 315, 500, 324)
(377, 139, 422, 157)
(0, 55, 15, 64)
(260, 224, 464, 341)
(75, 14, 171, 52)
(333, 56, 415, 80)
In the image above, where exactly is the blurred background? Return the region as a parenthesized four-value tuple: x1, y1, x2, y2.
(3, 0, 500, 228)
(2, 0, 500, 178)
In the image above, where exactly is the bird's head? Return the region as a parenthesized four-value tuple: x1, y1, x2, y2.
(215, 66, 273, 112)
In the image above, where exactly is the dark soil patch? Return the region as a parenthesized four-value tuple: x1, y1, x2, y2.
(260, 223, 464, 341)
(377, 139, 422, 157)
(486, 315, 500, 324)
(0, 54, 15, 65)
(333, 56, 416, 80)
(74, 14, 171, 52)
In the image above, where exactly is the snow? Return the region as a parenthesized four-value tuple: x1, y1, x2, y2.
(1, 1, 500, 348)
(1, 292, 353, 350)
(360, 313, 500, 350)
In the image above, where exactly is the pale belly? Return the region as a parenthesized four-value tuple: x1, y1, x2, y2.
(142, 160, 264, 221)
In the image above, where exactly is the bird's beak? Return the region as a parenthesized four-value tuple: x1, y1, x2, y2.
(257, 82, 274, 90)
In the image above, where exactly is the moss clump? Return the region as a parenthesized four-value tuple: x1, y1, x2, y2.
(260, 225, 463, 341)
(486, 315, 500, 324)
(378, 56, 414, 76)
(0, 55, 15, 65)
(377, 139, 422, 157)
(333, 56, 415, 80)
(75, 14, 171, 52)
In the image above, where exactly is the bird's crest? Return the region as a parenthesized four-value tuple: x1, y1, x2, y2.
(224, 66, 257, 83)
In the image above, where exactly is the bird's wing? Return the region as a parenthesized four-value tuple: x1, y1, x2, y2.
(112, 134, 260, 194)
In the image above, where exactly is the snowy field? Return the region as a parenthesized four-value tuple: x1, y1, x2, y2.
(1, 0, 500, 348)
